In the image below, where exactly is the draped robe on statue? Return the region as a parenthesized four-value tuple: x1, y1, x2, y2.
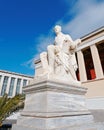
(40, 25, 81, 84)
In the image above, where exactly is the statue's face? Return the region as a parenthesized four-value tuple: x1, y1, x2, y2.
(54, 25, 61, 35)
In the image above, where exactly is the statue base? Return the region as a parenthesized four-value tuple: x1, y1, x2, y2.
(12, 77, 98, 130)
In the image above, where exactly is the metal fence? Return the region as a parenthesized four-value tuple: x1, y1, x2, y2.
(0, 124, 12, 130)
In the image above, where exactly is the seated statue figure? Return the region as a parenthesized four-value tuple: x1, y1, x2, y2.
(40, 25, 81, 83)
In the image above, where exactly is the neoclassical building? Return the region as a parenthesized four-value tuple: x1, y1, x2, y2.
(76, 26, 104, 109)
(0, 70, 33, 97)
(35, 26, 104, 109)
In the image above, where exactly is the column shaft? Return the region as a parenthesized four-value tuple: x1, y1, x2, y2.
(20, 79, 23, 94)
(0, 75, 5, 95)
(6, 77, 11, 94)
(77, 51, 87, 82)
(90, 44, 103, 78)
(12, 78, 18, 97)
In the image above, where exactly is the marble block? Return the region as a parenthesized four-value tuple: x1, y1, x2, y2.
(12, 78, 97, 130)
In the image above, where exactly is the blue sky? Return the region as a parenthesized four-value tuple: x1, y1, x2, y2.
(0, 0, 104, 76)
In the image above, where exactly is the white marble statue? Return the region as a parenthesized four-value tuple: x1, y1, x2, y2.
(40, 25, 81, 82)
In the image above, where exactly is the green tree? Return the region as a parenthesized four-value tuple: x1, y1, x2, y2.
(0, 93, 25, 126)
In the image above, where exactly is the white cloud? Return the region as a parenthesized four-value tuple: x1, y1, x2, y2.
(22, 58, 35, 69)
(60, 0, 104, 39)
(24, 0, 104, 69)
(23, 33, 54, 69)
(35, 34, 54, 54)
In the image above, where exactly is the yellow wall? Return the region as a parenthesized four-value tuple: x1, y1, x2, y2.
(82, 78, 104, 98)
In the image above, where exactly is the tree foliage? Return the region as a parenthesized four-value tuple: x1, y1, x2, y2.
(0, 93, 25, 126)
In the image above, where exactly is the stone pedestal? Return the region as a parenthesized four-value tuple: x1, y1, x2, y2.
(12, 77, 97, 130)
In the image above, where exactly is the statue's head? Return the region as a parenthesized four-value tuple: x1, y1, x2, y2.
(54, 25, 61, 35)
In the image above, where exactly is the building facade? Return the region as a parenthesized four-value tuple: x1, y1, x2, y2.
(0, 70, 33, 97)
(76, 26, 104, 109)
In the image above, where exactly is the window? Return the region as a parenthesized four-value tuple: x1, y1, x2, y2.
(1, 76, 9, 96)
(8, 78, 15, 96)
(97, 42, 104, 74)
(16, 79, 21, 95)
(83, 48, 96, 80)
(23, 79, 27, 87)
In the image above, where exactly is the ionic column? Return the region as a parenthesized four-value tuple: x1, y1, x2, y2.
(12, 78, 18, 97)
(0, 75, 5, 95)
(90, 44, 103, 78)
(77, 51, 87, 82)
(6, 77, 11, 94)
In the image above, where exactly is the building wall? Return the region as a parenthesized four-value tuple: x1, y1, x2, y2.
(0, 70, 33, 97)
(76, 27, 104, 110)
(76, 27, 104, 99)
(82, 78, 104, 97)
